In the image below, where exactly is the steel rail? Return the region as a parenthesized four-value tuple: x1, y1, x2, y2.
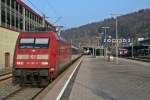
(0, 73, 12, 81)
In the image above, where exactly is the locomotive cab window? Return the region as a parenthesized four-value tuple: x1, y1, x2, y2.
(19, 38, 50, 48)
(35, 38, 49, 48)
(19, 38, 34, 48)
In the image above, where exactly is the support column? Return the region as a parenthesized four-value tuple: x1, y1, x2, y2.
(10, 0, 11, 28)
(18, 4, 20, 31)
(95, 48, 96, 56)
(93, 47, 94, 56)
(35, 16, 37, 29)
(28, 12, 31, 31)
(5, 0, 7, 27)
(23, 7, 25, 31)
(0, 0, 1, 26)
(14, 1, 16, 29)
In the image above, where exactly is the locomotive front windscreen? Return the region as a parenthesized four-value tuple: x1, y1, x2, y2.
(19, 38, 49, 48)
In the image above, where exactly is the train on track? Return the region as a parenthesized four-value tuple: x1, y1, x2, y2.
(118, 45, 150, 57)
(118, 48, 128, 56)
(12, 28, 80, 86)
(112, 46, 150, 57)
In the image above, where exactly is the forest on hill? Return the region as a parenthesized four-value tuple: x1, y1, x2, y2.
(61, 9, 150, 46)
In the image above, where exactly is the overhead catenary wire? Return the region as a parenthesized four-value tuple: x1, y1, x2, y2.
(24, 0, 53, 27)
(25, 0, 44, 15)
(46, 0, 60, 17)
(46, 0, 62, 24)
(24, 0, 62, 26)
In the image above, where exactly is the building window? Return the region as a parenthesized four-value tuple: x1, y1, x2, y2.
(25, 21, 28, 31)
(27, 11, 30, 18)
(11, 15, 15, 26)
(19, 5, 23, 14)
(2, 0, 5, 3)
(7, 0, 10, 6)
(16, 2, 18, 11)
(1, 10, 5, 23)
(7, 13, 10, 25)
(11, 0, 15, 9)
(25, 9, 27, 16)
(16, 16, 18, 28)
(20, 17, 23, 30)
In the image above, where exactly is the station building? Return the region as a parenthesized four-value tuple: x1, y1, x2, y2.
(0, 0, 54, 69)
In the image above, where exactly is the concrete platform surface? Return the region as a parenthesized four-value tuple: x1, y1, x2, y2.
(69, 56, 105, 100)
(68, 56, 150, 100)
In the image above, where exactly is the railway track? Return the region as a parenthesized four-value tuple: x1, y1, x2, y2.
(0, 56, 82, 100)
(2, 87, 44, 100)
(125, 57, 150, 62)
(0, 72, 12, 81)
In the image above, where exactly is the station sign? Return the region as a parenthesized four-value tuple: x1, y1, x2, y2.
(103, 38, 131, 43)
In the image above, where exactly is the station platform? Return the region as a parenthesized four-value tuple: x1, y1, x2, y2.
(68, 56, 150, 100)
(68, 56, 105, 100)
(36, 55, 150, 100)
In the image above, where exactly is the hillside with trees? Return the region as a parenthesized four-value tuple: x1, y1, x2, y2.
(61, 9, 150, 46)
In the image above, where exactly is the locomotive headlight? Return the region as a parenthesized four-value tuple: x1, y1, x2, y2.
(16, 61, 24, 65)
(17, 55, 29, 59)
(16, 61, 21, 65)
(37, 55, 48, 59)
(41, 61, 48, 65)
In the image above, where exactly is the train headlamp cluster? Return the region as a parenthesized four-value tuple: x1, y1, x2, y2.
(41, 61, 49, 65)
(37, 55, 48, 59)
(16, 61, 24, 65)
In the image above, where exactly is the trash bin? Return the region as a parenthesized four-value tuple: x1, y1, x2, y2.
(110, 55, 114, 61)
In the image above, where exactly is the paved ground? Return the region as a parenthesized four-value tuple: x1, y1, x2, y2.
(68, 56, 150, 100)
(0, 68, 12, 75)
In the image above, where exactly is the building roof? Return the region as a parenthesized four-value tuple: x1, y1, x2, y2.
(16, 0, 54, 28)
(16, 0, 41, 18)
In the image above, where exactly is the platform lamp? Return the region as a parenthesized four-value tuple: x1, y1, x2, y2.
(111, 14, 122, 64)
(101, 26, 110, 58)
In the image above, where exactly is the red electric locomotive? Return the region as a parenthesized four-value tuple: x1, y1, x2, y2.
(13, 29, 71, 86)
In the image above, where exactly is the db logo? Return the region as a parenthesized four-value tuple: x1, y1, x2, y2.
(30, 55, 36, 59)
(32, 50, 35, 52)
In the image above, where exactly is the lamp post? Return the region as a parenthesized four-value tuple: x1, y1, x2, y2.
(115, 17, 119, 64)
(131, 38, 134, 58)
(102, 26, 110, 57)
(111, 14, 121, 64)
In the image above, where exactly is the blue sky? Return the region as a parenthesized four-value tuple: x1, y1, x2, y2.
(24, 0, 150, 29)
